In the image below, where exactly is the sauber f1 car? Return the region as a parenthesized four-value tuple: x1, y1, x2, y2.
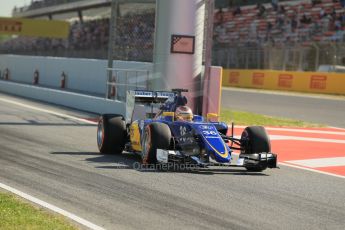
(97, 89, 277, 172)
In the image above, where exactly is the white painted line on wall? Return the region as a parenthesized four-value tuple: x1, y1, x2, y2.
(0, 97, 97, 125)
(279, 162, 345, 179)
(0, 182, 105, 230)
(286, 157, 345, 168)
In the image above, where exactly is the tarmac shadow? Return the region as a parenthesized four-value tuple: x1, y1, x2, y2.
(51, 151, 140, 169)
(51, 151, 269, 175)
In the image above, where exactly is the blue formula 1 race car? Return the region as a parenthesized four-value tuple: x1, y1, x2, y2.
(96, 89, 277, 172)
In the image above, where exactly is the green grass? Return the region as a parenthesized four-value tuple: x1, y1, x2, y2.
(0, 192, 78, 230)
(220, 108, 325, 127)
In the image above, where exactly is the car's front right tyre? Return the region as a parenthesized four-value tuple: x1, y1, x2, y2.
(240, 126, 271, 172)
(141, 122, 171, 164)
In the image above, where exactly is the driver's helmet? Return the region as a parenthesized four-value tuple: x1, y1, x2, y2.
(175, 106, 193, 121)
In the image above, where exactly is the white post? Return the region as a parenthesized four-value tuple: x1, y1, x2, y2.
(152, 0, 205, 111)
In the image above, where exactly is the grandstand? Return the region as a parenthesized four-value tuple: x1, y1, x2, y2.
(213, 0, 345, 71)
(2, 0, 345, 71)
(1, 0, 155, 61)
(214, 0, 345, 45)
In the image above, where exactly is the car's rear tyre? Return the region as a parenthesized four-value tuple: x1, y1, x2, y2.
(97, 114, 126, 154)
(240, 126, 271, 172)
(141, 122, 171, 164)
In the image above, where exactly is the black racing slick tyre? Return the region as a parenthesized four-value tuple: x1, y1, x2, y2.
(141, 122, 171, 164)
(240, 126, 271, 172)
(97, 114, 126, 154)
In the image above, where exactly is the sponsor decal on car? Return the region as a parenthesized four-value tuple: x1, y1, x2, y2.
(199, 125, 212, 130)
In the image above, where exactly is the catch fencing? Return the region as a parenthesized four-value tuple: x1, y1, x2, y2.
(213, 42, 345, 72)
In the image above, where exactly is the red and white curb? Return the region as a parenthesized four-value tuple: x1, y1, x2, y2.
(234, 126, 345, 178)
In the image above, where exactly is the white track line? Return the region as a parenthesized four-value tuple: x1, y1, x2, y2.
(237, 134, 345, 143)
(279, 163, 345, 179)
(0, 182, 105, 230)
(286, 157, 345, 168)
(329, 126, 345, 131)
(0, 97, 97, 125)
(233, 153, 345, 179)
(235, 125, 345, 136)
(269, 135, 345, 144)
(0, 97, 104, 229)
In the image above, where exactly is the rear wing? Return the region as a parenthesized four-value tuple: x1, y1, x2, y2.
(125, 90, 175, 123)
(133, 90, 175, 103)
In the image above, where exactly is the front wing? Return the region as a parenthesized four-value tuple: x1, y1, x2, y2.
(156, 149, 277, 169)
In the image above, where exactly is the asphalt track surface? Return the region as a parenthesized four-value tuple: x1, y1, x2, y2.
(1, 92, 345, 230)
(221, 87, 345, 128)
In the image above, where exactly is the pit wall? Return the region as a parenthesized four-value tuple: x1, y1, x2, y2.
(0, 55, 153, 96)
(0, 80, 126, 115)
(0, 55, 153, 115)
(222, 69, 345, 95)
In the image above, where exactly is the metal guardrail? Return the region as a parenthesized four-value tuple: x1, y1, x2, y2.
(213, 42, 345, 72)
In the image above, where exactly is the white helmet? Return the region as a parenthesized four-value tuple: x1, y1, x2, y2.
(175, 106, 193, 121)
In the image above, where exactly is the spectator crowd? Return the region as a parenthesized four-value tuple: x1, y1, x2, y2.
(0, 10, 155, 61)
(214, 0, 345, 47)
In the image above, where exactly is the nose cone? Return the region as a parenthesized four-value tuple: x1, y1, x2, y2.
(205, 137, 231, 163)
(196, 124, 231, 163)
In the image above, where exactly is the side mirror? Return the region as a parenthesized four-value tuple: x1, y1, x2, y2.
(207, 113, 219, 122)
(162, 112, 175, 122)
